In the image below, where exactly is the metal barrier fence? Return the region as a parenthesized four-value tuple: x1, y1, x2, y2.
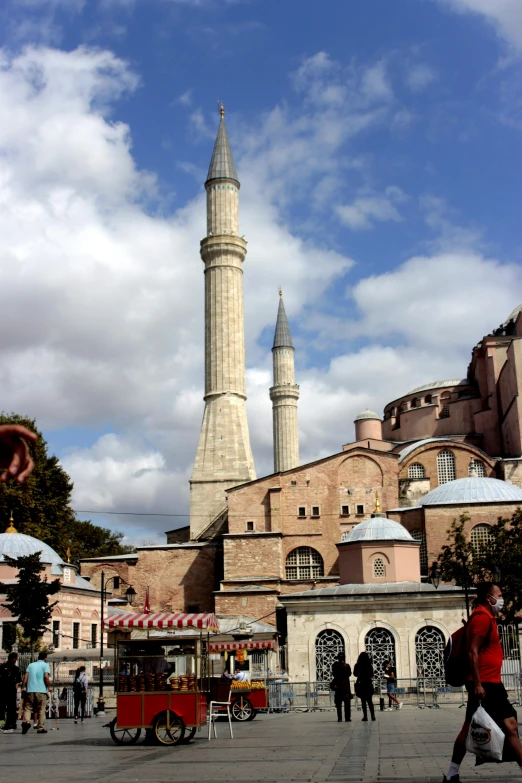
(267, 673, 522, 712)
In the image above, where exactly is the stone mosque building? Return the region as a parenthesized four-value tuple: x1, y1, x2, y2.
(80, 108, 522, 682)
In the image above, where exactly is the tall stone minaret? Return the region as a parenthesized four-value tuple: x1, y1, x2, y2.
(270, 291, 300, 472)
(189, 105, 256, 539)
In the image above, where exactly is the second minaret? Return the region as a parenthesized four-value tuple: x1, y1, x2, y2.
(270, 292, 300, 472)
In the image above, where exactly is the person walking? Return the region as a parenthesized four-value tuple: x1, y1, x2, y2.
(383, 660, 401, 710)
(354, 651, 375, 722)
(443, 582, 522, 783)
(73, 666, 88, 723)
(0, 652, 22, 732)
(21, 651, 50, 734)
(331, 652, 352, 722)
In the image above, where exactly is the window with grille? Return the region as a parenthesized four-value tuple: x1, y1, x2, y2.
(411, 530, 428, 574)
(63, 568, 71, 583)
(311, 506, 320, 517)
(437, 450, 456, 484)
(439, 404, 450, 418)
(91, 624, 97, 649)
(469, 459, 486, 477)
(340, 505, 350, 516)
(73, 622, 80, 649)
(52, 620, 60, 649)
(373, 557, 386, 578)
(408, 462, 425, 479)
(356, 504, 364, 515)
(297, 506, 306, 517)
(471, 523, 493, 553)
(285, 547, 324, 580)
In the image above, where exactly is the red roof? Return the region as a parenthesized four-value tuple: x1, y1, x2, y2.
(104, 611, 220, 632)
(208, 640, 277, 651)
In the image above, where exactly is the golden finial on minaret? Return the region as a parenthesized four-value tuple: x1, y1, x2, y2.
(66, 546, 71, 563)
(219, 101, 225, 118)
(5, 512, 17, 534)
(375, 492, 381, 514)
(279, 287, 283, 298)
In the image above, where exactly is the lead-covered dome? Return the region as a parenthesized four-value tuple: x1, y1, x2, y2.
(354, 409, 381, 421)
(341, 515, 415, 543)
(0, 531, 64, 574)
(420, 477, 522, 506)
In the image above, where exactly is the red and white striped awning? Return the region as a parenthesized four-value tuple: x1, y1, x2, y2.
(104, 611, 220, 632)
(208, 640, 277, 651)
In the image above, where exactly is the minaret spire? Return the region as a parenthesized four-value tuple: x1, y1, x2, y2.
(270, 292, 300, 473)
(190, 106, 256, 539)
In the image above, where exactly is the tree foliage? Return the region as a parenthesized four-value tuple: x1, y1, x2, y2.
(437, 510, 522, 620)
(1, 552, 60, 650)
(0, 413, 134, 564)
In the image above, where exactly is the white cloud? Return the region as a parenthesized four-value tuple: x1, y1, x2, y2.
(336, 186, 407, 230)
(438, 0, 522, 52)
(406, 63, 438, 92)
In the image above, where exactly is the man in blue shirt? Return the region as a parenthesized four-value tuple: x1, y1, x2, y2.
(21, 652, 50, 734)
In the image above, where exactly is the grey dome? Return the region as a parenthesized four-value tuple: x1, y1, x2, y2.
(420, 477, 522, 506)
(0, 532, 64, 575)
(354, 409, 381, 422)
(504, 303, 522, 325)
(341, 515, 415, 544)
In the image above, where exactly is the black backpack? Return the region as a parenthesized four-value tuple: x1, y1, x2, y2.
(444, 616, 493, 687)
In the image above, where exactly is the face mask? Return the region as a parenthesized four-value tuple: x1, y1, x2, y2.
(488, 595, 504, 615)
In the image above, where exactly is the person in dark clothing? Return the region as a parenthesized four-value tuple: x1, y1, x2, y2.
(354, 651, 375, 722)
(72, 666, 88, 724)
(0, 652, 22, 732)
(331, 652, 352, 722)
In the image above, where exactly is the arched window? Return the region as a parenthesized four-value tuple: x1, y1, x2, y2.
(415, 626, 445, 683)
(400, 401, 408, 412)
(285, 547, 324, 580)
(424, 394, 432, 404)
(469, 459, 486, 477)
(315, 629, 344, 687)
(373, 557, 386, 578)
(437, 450, 456, 484)
(408, 462, 425, 479)
(365, 628, 396, 678)
(411, 530, 428, 574)
(471, 523, 493, 553)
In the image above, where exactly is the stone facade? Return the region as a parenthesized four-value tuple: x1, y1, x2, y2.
(190, 110, 256, 540)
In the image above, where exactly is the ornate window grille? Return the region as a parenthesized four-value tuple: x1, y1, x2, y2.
(315, 629, 345, 687)
(285, 547, 324, 580)
(415, 626, 445, 683)
(411, 529, 428, 574)
(437, 450, 456, 484)
(470, 523, 493, 553)
(439, 404, 450, 419)
(498, 623, 520, 662)
(468, 459, 486, 477)
(373, 557, 386, 578)
(365, 627, 396, 682)
(408, 462, 425, 479)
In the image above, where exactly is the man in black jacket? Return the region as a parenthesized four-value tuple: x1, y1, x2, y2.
(0, 652, 22, 732)
(331, 652, 352, 722)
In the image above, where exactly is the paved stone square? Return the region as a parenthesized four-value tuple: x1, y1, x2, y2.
(1, 706, 521, 783)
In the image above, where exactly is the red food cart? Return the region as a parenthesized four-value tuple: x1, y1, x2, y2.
(209, 639, 274, 721)
(104, 611, 219, 746)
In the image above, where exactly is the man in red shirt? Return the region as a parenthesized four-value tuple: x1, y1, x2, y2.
(444, 582, 522, 782)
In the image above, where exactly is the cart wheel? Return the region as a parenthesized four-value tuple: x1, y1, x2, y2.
(181, 726, 197, 743)
(152, 710, 185, 746)
(247, 709, 257, 721)
(232, 697, 253, 721)
(109, 718, 142, 745)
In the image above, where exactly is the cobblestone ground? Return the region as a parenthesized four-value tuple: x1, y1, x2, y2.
(1, 706, 521, 783)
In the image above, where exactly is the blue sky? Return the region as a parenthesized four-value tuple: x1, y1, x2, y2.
(0, 0, 520, 542)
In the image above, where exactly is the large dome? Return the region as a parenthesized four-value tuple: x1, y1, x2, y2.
(420, 477, 522, 506)
(0, 531, 64, 574)
(341, 515, 415, 543)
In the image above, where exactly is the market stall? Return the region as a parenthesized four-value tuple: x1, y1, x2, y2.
(104, 611, 219, 745)
(209, 639, 275, 721)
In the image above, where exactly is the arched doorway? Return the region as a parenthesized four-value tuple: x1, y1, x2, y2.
(415, 626, 445, 683)
(365, 627, 396, 680)
(315, 629, 345, 687)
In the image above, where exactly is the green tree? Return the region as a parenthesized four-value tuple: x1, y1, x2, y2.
(0, 413, 134, 563)
(1, 552, 60, 656)
(437, 510, 522, 620)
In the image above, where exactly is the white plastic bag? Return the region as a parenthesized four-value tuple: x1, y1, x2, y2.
(466, 705, 505, 761)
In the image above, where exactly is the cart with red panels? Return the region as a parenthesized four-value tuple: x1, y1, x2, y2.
(104, 611, 219, 746)
(209, 639, 274, 721)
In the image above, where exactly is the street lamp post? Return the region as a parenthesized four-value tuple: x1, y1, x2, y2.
(97, 571, 136, 716)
